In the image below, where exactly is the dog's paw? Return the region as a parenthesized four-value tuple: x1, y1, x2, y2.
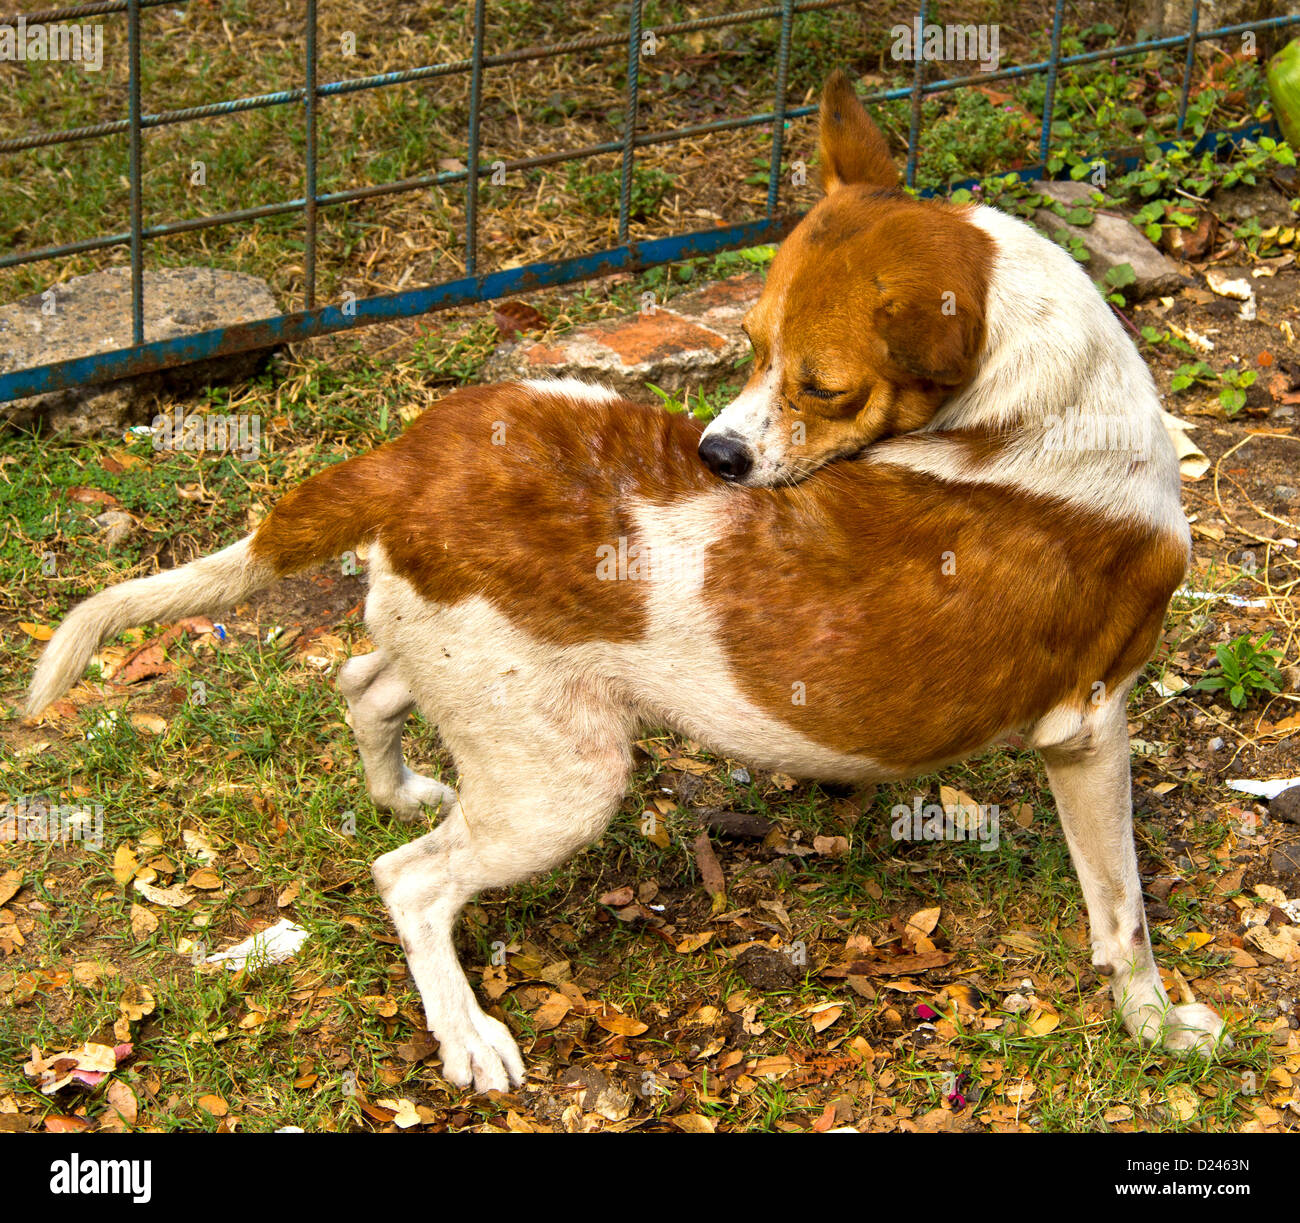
(435, 1013, 525, 1094)
(1130, 1000, 1231, 1057)
(1159, 1003, 1232, 1057)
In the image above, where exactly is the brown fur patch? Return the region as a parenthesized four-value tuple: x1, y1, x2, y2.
(251, 386, 715, 645)
(706, 457, 1186, 771)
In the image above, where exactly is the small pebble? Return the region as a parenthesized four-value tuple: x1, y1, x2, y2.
(730, 768, 751, 785)
(1209, 737, 1224, 752)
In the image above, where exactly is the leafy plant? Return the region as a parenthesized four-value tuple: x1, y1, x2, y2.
(1140, 325, 1194, 355)
(1101, 261, 1137, 304)
(1218, 367, 1258, 416)
(645, 382, 729, 421)
(1170, 360, 1217, 392)
(1194, 632, 1284, 707)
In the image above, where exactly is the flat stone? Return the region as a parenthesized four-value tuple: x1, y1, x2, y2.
(1032, 180, 1185, 300)
(485, 272, 762, 395)
(1271, 842, 1300, 877)
(0, 266, 281, 437)
(1270, 786, 1300, 827)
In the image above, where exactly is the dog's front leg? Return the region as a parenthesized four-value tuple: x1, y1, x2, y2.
(339, 651, 456, 819)
(1040, 695, 1229, 1055)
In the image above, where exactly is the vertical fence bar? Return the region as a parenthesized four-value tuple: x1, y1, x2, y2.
(905, 1, 927, 188)
(618, 0, 643, 243)
(127, 0, 143, 344)
(1038, 0, 1066, 169)
(304, 0, 318, 310)
(1176, 0, 1201, 139)
(465, 0, 486, 277)
(766, 0, 795, 217)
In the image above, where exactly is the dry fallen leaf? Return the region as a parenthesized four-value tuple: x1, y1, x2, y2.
(1246, 926, 1296, 961)
(904, 906, 941, 952)
(809, 1004, 844, 1033)
(72, 960, 117, 988)
(691, 833, 726, 915)
(129, 904, 159, 941)
(641, 811, 671, 849)
(24, 1042, 127, 1094)
(675, 931, 715, 954)
(46, 1115, 93, 1133)
(112, 846, 139, 886)
(118, 984, 156, 1021)
(132, 879, 192, 908)
(128, 713, 168, 736)
(101, 1080, 138, 1131)
(493, 299, 546, 337)
(182, 828, 220, 862)
(0, 869, 22, 906)
(534, 991, 572, 1031)
(672, 1113, 716, 1133)
(1166, 1084, 1198, 1122)
(1024, 1008, 1060, 1037)
(377, 1097, 421, 1129)
(197, 1093, 229, 1117)
(594, 1008, 648, 1037)
(298, 633, 347, 668)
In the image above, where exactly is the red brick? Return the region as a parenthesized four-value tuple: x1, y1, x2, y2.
(589, 312, 726, 366)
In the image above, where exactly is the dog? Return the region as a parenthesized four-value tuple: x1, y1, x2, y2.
(26, 74, 1227, 1093)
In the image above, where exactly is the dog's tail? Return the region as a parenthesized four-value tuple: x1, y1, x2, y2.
(26, 445, 394, 718)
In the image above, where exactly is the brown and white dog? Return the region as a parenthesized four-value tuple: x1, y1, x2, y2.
(27, 75, 1227, 1092)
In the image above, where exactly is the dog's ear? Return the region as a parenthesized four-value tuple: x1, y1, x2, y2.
(819, 70, 900, 194)
(873, 271, 986, 388)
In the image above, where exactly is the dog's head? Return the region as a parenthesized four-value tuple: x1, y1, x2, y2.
(699, 71, 994, 486)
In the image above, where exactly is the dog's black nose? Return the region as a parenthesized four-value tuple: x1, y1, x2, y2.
(698, 433, 753, 482)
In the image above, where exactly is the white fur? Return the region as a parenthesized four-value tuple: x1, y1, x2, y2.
(520, 377, 618, 404)
(1038, 677, 1227, 1053)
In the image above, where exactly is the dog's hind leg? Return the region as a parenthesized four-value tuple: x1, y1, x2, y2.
(371, 705, 634, 1094)
(338, 651, 455, 820)
(1039, 690, 1229, 1056)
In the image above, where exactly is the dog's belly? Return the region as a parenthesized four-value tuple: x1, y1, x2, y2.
(596, 635, 890, 784)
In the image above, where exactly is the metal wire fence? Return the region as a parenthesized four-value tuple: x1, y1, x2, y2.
(1, 0, 1298, 405)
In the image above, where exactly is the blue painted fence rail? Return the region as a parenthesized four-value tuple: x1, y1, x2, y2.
(1, 0, 1298, 405)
